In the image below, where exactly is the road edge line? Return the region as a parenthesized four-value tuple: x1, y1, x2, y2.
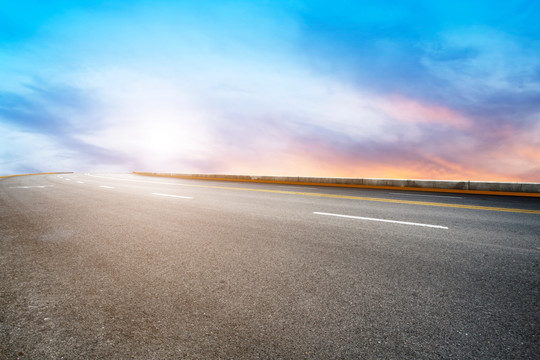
(132, 172, 540, 198)
(0, 172, 73, 180)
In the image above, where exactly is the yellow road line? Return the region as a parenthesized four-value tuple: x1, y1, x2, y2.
(202, 186, 540, 214)
(133, 173, 540, 198)
(0, 172, 66, 179)
(124, 175, 540, 215)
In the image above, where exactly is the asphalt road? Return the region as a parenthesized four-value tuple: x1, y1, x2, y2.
(1, 173, 539, 359)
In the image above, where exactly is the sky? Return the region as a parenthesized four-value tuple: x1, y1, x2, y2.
(1, 0, 539, 181)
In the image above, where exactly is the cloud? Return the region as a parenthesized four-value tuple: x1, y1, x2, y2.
(1, 1, 539, 180)
(0, 82, 135, 175)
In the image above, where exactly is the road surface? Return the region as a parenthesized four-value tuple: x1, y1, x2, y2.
(1, 173, 539, 359)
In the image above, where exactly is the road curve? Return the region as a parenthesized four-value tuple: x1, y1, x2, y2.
(1, 173, 539, 359)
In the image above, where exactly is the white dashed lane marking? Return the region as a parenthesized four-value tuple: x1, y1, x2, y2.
(313, 212, 449, 229)
(151, 193, 192, 199)
(84, 174, 540, 215)
(99, 185, 114, 189)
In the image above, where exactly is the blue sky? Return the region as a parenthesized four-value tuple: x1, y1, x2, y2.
(1, 0, 539, 180)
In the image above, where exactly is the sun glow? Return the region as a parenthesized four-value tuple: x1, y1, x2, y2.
(143, 123, 181, 157)
(134, 111, 211, 169)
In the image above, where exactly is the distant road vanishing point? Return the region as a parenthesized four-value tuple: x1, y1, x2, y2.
(1, 173, 539, 359)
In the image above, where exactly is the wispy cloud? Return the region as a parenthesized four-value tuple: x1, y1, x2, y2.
(1, 1, 539, 180)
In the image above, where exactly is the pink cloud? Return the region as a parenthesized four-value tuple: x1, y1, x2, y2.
(377, 95, 472, 129)
(208, 120, 539, 182)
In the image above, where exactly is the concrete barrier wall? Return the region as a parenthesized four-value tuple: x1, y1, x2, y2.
(132, 172, 540, 196)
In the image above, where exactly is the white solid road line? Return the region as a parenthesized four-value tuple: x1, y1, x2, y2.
(152, 192, 193, 199)
(313, 212, 449, 229)
(9, 185, 53, 189)
(390, 192, 462, 199)
(99, 185, 114, 189)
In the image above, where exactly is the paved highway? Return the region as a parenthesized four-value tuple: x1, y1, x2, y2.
(1, 173, 539, 359)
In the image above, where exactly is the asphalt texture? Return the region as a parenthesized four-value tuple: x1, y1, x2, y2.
(1, 173, 539, 359)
